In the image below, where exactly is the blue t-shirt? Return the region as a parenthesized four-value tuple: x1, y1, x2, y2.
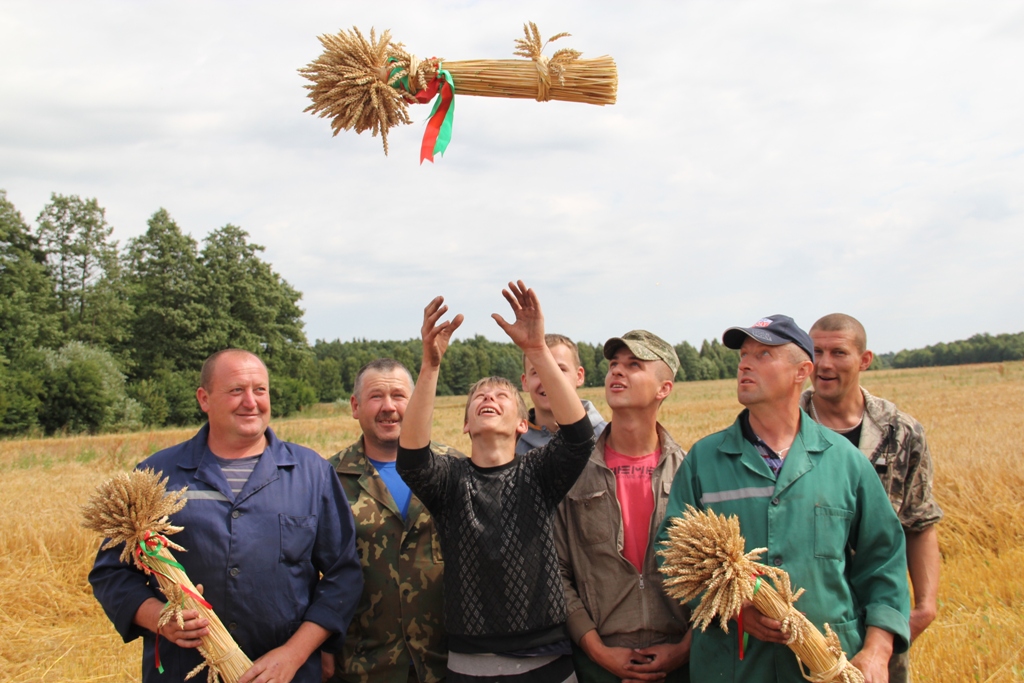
(368, 457, 412, 520)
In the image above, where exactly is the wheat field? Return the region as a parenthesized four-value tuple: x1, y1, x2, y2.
(1, 362, 1022, 682)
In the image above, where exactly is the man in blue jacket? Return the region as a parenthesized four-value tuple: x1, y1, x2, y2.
(656, 316, 910, 683)
(89, 349, 363, 683)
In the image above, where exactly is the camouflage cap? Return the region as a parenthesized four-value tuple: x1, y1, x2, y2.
(603, 330, 680, 377)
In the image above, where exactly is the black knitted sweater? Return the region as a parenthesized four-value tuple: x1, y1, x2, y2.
(397, 417, 595, 653)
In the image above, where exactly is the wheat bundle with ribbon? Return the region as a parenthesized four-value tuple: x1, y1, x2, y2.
(299, 22, 617, 162)
(657, 505, 865, 683)
(82, 469, 253, 683)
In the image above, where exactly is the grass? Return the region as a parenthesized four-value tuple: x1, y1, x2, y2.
(1, 362, 1022, 682)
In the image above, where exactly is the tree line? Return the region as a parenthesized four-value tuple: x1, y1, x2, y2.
(0, 190, 313, 435)
(3, 189, 1017, 436)
(875, 332, 1024, 369)
(0, 189, 748, 436)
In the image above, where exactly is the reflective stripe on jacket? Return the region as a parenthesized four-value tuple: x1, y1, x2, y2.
(89, 424, 363, 683)
(656, 410, 910, 683)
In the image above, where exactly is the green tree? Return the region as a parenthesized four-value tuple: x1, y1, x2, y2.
(675, 342, 702, 382)
(0, 355, 44, 435)
(35, 194, 130, 348)
(0, 190, 61, 360)
(124, 209, 212, 378)
(199, 225, 310, 375)
(37, 342, 141, 434)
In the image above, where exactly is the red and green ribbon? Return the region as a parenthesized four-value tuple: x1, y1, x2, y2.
(135, 532, 213, 674)
(387, 58, 456, 163)
(738, 575, 763, 660)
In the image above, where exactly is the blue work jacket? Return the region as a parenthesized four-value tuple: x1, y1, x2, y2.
(656, 410, 910, 683)
(89, 425, 363, 683)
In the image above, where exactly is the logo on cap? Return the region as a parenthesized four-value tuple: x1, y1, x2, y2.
(752, 318, 773, 328)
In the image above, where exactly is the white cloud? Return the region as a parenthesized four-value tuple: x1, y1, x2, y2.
(1, 0, 1021, 354)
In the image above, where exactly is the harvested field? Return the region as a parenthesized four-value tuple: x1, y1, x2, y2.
(1, 362, 1021, 682)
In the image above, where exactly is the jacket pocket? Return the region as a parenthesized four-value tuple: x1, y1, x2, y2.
(827, 616, 864, 656)
(654, 479, 673, 526)
(567, 489, 613, 545)
(813, 505, 854, 560)
(279, 514, 317, 564)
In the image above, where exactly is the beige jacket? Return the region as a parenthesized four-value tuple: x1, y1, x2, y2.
(554, 423, 690, 648)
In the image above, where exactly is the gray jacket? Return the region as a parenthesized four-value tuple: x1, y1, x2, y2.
(516, 399, 607, 455)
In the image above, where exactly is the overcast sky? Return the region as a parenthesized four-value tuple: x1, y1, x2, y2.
(2, 1, 1021, 353)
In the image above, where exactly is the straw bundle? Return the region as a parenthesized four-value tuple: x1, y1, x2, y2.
(657, 505, 865, 683)
(300, 22, 617, 156)
(81, 469, 252, 683)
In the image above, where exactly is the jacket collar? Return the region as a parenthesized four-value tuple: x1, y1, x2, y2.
(521, 400, 606, 450)
(177, 423, 292, 505)
(591, 421, 682, 469)
(334, 436, 423, 524)
(801, 387, 893, 460)
(719, 408, 832, 492)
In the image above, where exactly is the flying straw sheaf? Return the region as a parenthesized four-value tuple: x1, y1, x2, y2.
(300, 22, 617, 160)
(81, 469, 253, 683)
(658, 505, 866, 683)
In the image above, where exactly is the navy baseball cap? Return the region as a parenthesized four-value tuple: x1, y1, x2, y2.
(722, 315, 814, 362)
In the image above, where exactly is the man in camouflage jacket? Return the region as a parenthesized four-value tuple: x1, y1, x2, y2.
(327, 359, 447, 683)
(803, 314, 943, 683)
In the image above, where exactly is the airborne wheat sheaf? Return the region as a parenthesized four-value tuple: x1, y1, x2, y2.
(1, 364, 1022, 682)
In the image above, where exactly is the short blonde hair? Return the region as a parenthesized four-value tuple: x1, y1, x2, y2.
(464, 376, 529, 423)
(522, 334, 582, 371)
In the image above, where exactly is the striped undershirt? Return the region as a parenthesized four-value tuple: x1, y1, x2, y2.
(213, 453, 261, 500)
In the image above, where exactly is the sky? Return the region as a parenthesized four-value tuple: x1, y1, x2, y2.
(2, 1, 1021, 354)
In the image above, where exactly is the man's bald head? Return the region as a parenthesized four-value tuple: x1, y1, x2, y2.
(810, 314, 868, 354)
(200, 349, 268, 391)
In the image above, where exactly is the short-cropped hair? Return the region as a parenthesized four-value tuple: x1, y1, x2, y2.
(200, 349, 267, 390)
(522, 334, 582, 371)
(810, 313, 868, 353)
(464, 376, 529, 424)
(352, 358, 414, 400)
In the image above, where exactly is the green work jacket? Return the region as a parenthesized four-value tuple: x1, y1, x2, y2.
(655, 410, 910, 683)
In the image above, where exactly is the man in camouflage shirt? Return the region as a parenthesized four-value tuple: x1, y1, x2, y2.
(326, 359, 448, 683)
(802, 314, 943, 683)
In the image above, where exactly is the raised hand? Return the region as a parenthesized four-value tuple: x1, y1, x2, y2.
(421, 296, 464, 368)
(491, 280, 545, 352)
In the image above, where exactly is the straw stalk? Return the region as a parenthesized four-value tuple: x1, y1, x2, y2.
(658, 505, 865, 683)
(81, 469, 252, 683)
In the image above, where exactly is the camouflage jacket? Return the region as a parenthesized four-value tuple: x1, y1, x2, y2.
(328, 439, 449, 683)
(801, 388, 943, 531)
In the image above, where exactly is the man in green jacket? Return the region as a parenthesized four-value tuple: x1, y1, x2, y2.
(326, 359, 448, 683)
(656, 315, 910, 683)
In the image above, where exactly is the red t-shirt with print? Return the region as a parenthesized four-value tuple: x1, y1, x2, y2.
(604, 445, 660, 572)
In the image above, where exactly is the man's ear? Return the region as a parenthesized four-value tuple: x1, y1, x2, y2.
(575, 366, 585, 388)
(516, 418, 529, 435)
(463, 420, 470, 435)
(521, 373, 529, 392)
(350, 394, 360, 419)
(795, 360, 814, 383)
(196, 387, 210, 414)
(656, 380, 673, 402)
(859, 349, 874, 372)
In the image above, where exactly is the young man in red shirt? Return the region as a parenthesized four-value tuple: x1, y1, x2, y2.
(555, 330, 691, 682)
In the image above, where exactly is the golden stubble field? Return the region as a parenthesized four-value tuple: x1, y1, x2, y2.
(1, 362, 1022, 682)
